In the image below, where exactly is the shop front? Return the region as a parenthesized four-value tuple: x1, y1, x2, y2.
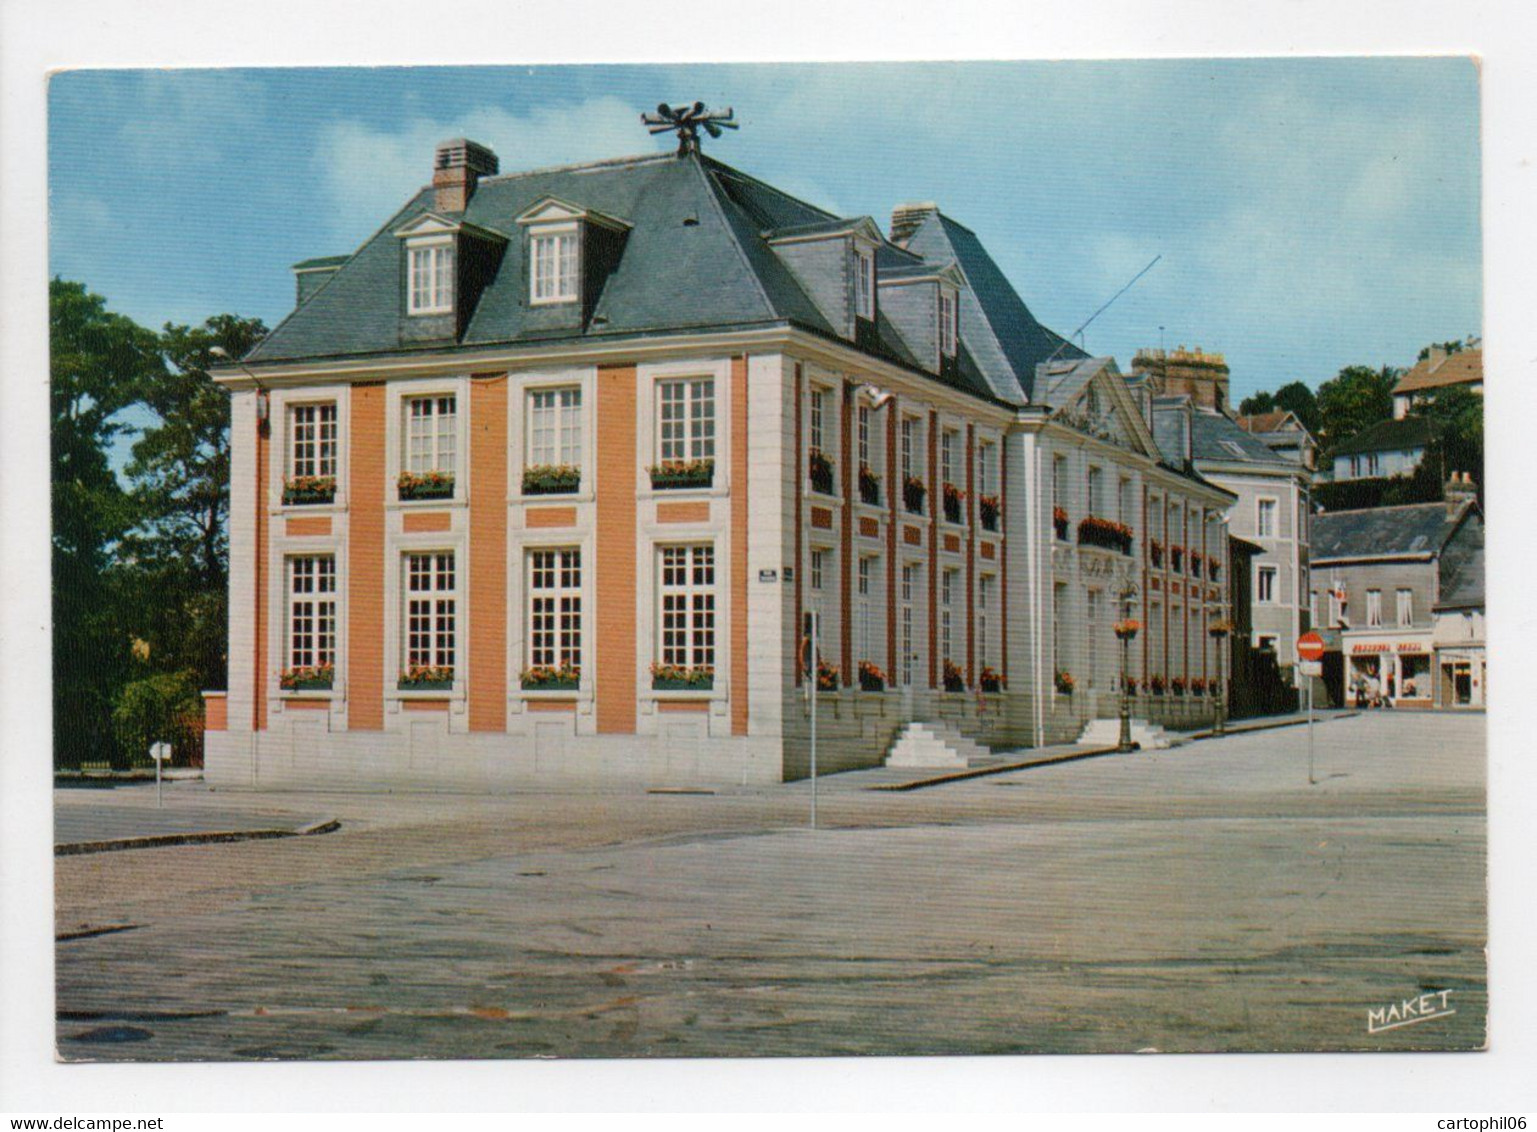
(1435, 647, 1486, 708)
(1344, 635, 1434, 707)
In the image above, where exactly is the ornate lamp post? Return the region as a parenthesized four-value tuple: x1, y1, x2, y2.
(1113, 582, 1141, 753)
(1208, 617, 1233, 736)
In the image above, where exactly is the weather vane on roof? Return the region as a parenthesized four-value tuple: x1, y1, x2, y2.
(642, 102, 738, 156)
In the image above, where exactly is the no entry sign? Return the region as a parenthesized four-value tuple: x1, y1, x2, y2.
(1297, 631, 1325, 663)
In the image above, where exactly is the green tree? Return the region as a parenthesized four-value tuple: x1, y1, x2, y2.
(1271, 380, 1321, 436)
(120, 314, 267, 694)
(1412, 385, 1483, 493)
(1238, 390, 1275, 416)
(1315, 364, 1398, 452)
(51, 279, 164, 767)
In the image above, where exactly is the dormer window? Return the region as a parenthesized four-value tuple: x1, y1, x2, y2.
(855, 246, 875, 321)
(531, 229, 579, 304)
(939, 289, 958, 357)
(408, 240, 455, 315)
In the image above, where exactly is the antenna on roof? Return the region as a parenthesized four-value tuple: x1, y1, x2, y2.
(641, 102, 739, 157)
(1043, 254, 1163, 368)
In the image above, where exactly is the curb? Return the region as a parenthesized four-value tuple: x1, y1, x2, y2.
(54, 817, 339, 857)
(868, 745, 1122, 791)
(1186, 710, 1359, 742)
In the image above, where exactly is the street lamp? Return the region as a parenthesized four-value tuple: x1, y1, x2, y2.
(1113, 582, 1141, 753)
(1208, 617, 1233, 736)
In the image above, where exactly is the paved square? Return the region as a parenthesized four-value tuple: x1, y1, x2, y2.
(55, 711, 1485, 1058)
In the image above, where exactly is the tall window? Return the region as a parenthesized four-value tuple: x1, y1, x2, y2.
(1257, 565, 1277, 604)
(809, 388, 826, 452)
(408, 242, 454, 314)
(977, 441, 996, 496)
(857, 556, 876, 659)
(1086, 589, 1100, 687)
(900, 564, 916, 686)
(978, 575, 994, 669)
(940, 429, 957, 485)
(404, 395, 456, 474)
(1366, 589, 1383, 627)
(855, 247, 875, 320)
(289, 403, 338, 478)
(404, 552, 456, 672)
(659, 545, 715, 670)
(939, 290, 957, 356)
(809, 549, 825, 592)
(530, 231, 578, 303)
(1087, 465, 1102, 515)
(940, 569, 957, 664)
(1053, 582, 1067, 678)
(857, 405, 871, 468)
(1118, 477, 1133, 525)
(287, 556, 336, 670)
(1397, 588, 1413, 628)
(658, 378, 715, 463)
(900, 417, 916, 480)
(527, 387, 582, 468)
(1053, 454, 1065, 513)
(528, 548, 581, 671)
(1257, 498, 1277, 539)
(1311, 589, 1322, 628)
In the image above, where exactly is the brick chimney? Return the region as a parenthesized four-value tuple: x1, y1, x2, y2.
(1131, 345, 1231, 414)
(889, 202, 938, 246)
(1445, 470, 1477, 515)
(433, 138, 499, 213)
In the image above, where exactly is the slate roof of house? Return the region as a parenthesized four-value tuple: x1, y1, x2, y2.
(1328, 416, 1434, 458)
(246, 150, 1076, 408)
(1393, 347, 1483, 395)
(1148, 401, 1295, 472)
(1238, 410, 1296, 434)
(1311, 501, 1472, 562)
(1435, 517, 1484, 611)
(898, 210, 1085, 403)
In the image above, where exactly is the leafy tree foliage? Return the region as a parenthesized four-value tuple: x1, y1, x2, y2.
(1417, 339, 1466, 362)
(1271, 381, 1321, 436)
(1315, 364, 1398, 453)
(51, 279, 165, 766)
(1238, 390, 1275, 417)
(1412, 385, 1483, 493)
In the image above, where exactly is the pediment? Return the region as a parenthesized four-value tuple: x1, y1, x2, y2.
(515, 196, 631, 231)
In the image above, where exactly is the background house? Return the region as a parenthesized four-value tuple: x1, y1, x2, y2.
(1393, 342, 1483, 419)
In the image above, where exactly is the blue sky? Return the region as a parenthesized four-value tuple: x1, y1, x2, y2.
(49, 59, 1480, 406)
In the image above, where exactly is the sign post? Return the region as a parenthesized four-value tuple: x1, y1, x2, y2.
(149, 741, 171, 808)
(1296, 632, 1326, 786)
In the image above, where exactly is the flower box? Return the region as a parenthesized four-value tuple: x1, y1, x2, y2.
(980, 667, 1004, 694)
(858, 464, 881, 506)
(979, 494, 1000, 532)
(1077, 515, 1133, 555)
(903, 476, 927, 515)
(520, 664, 579, 691)
(942, 660, 966, 693)
(1054, 670, 1076, 696)
(398, 666, 454, 692)
(942, 483, 964, 524)
(279, 665, 334, 691)
(1170, 678, 1187, 697)
(650, 663, 714, 691)
(1147, 675, 1167, 696)
(283, 476, 336, 506)
(857, 661, 887, 692)
(1053, 506, 1070, 541)
(1149, 539, 1164, 567)
(522, 464, 581, 496)
(1113, 618, 1142, 641)
(398, 471, 455, 501)
(648, 459, 714, 490)
(808, 449, 836, 496)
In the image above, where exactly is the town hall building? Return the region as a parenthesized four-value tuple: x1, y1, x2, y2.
(204, 127, 1233, 789)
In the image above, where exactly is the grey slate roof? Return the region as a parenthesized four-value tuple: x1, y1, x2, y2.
(245, 151, 1063, 410)
(1329, 416, 1434, 458)
(1435, 517, 1484, 611)
(1311, 501, 1471, 562)
(899, 211, 1085, 404)
(1189, 409, 1296, 470)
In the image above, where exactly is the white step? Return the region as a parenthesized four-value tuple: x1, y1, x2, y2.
(1078, 717, 1179, 750)
(885, 721, 990, 769)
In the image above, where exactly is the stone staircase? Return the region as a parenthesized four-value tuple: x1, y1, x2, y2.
(1077, 717, 1181, 750)
(884, 721, 991, 769)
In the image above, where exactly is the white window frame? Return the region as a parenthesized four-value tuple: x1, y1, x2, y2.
(527, 386, 583, 469)
(857, 405, 871, 469)
(1256, 564, 1278, 604)
(403, 551, 458, 673)
(938, 289, 958, 357)
(657, 376, 716, 464)
(403, 393, 457, 475)
(286, 555, 337, 671)
(940, 428, 958, 486)
(857, 555, 877, 661)
(407, 238, 455, 315)
(978, 574, 994, 670)
(854, 245, 875, 321)
(288, 401, 339, 479)
(809, 548, 825, 592)
(900, 563, 917, 686)
(527, 547, 582, 672)
(977, 440, 996, 498)
(809, 387, 827, 453)
(1256, 497, 1277, 539)
(1397, 588, 1413, 628)
(658, 544, 716, 671)
(1366, 588, 1383, 628)
(940, 568, 957, 665)
(529, 225, 579, 305)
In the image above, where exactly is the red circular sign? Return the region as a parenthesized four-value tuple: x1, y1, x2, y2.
(1297, 631, 1326, 661)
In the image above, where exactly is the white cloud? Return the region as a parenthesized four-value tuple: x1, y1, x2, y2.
(313, 96, 662, 245)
